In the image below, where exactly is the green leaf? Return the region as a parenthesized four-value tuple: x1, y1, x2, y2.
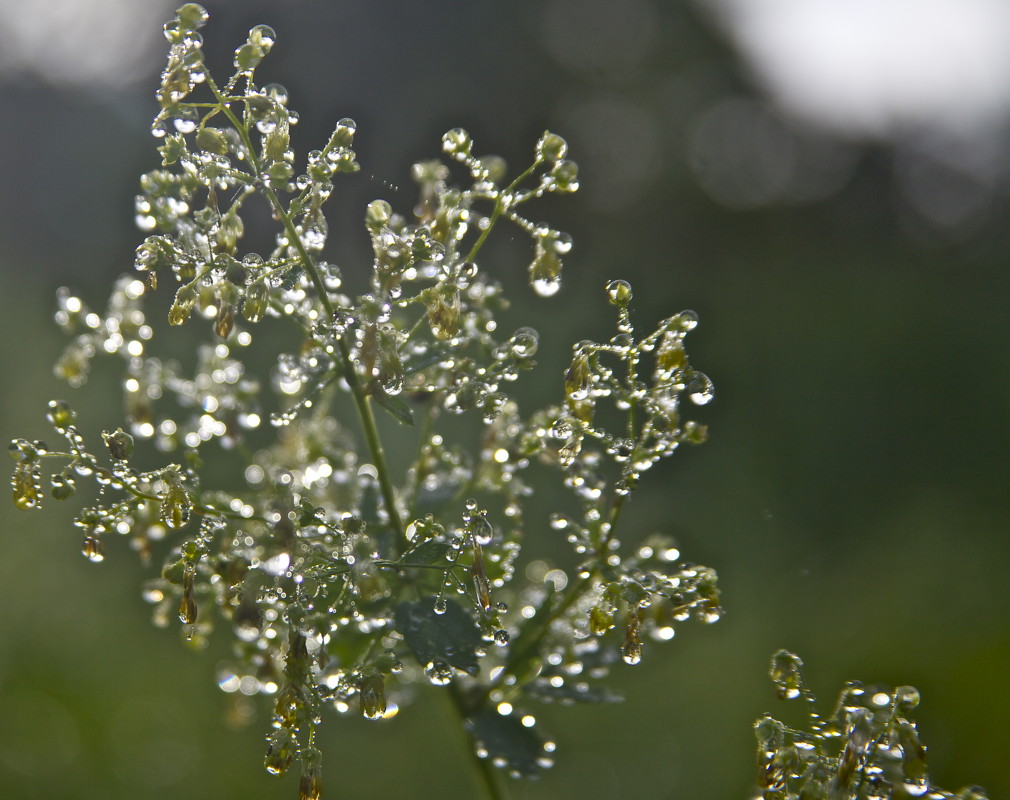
(401, 343, 453, 376)
(467, 708, 551, 777)
(394, 599, 482, 676)
(413, 475, 462, 516)
(400, 539, 452, 567)
(524, 678, 622, 705)
(373, 389, 414, 426)
(298, 497, 323, 527)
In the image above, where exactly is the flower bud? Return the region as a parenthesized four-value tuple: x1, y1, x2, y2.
(12, 462, 42, 510)
(264, 728, 296, 776)
(442, 128, 472, 160)
(160, 482, 192, 529)
(424, 286, 460, 340)
(298, 748, 322, 800)
(242, 278, 269, 323)
(359, 673, 387, 720)
(103, 427, 135, 461)
(46, 400, 77, 430)
(168, 283, 198, 326)
(564, 353, 592, 401)
(194, 126, 226, 155)
(549, 159, 579, 192)
(536, 131, 568, 164)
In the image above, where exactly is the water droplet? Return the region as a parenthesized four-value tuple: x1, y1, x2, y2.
(298, 748, 323, 800)
(249, 24, 276, 50)
(622, 609, 643, 664)
(82, 535, 104, 562)
(160, 483, 192, 529)
(179, 586, 198, 625)
(565, 354, 591, 400)
(510, 328, 539, 358)
(687, 371, 715, 405)
(590, 606, 614, 636)
(442, 128, 472, 160)
(895, 685, 921, 710)
(536, 131, 568, 164)
(102, 427, 134, 461)
(173, 109, 198, 134)
(263, 82, 288, 106)
(8, 438, 38, 464)
(46, 400, 76, 430)
(433, 597, 447, 615)
(50, 472, 76, 500)
(425, 661, 453, 685)
(622, 640, 642, 665)
(551, 418, 574, 440)
(263, 728, 295, 775)
(359, 674, 387, 720)
(770, 650, 804, 700)
(327, 118, 355, 150)
(532, 276, 561, 297)
(474, 517, 494, 547)
(12, 462, 41, 510)
(677, 309, 699, 331)
(606, 279, 633, 307)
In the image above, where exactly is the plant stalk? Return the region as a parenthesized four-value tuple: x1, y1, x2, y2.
(208, 77, 405, 544)
(444, 685, 509, 800)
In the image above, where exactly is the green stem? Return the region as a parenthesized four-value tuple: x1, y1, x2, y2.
(207, 77, 334, 317)
(38, 450, 266, 523)
(207, 77, 406, 543)
(497, 491, 628, 689)
(464, 162, 539, 264)
(343, 357, 406, 540)
(444, 685, 509, 800)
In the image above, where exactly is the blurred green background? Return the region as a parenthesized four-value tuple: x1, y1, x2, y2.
(2, 1, 1009, 798)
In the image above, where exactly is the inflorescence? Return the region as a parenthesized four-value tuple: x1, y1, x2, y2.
(10, 6, 720, 798)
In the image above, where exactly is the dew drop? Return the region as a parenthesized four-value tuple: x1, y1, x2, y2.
(551, 418, 574, 440)
(677, 309, 699, 331)
(532, 276, 561, 297)
(160, 484, 192, 529)
(474, 517, 494, 547)
(621, 643, 642, 666)
(82, 535, 104, 563)
(425, 661, 453, 685)
(442, 128, 472, 159)
(606, 279, 633, 307)
(250, 24, 276, 50)
(510, 328, 539, 358)
(687, 371, 715, 405)
(46, 400, 77, 430)
(12, 463, 41, 510)
(8, 438, 38, 464)
(895, 685, 921, 710)
(263, 728, 295, 776)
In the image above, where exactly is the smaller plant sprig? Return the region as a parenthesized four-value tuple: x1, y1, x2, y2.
(754, 650, 988, 800)
(10, 6, 720, 799)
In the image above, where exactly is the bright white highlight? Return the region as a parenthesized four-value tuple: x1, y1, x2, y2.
(707, 0, 1010, 135)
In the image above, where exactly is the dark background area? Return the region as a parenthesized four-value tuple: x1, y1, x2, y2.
(1, 1, 1009, 798)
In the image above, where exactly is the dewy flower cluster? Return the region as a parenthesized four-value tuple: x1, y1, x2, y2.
(11, 4, 722, 798)
(754, 652, 989, 800)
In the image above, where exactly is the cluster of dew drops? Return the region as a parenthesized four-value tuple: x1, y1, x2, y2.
(753, 651, 989, 800)
(7, 5, 730, 798)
